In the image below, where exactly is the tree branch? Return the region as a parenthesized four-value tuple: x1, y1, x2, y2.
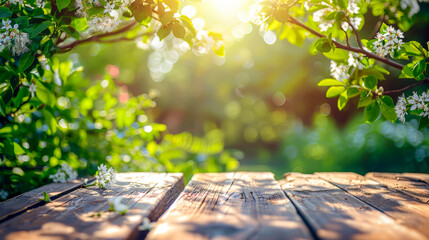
(346, 18, 363, 49)
(57, 21, 138, 52)
(384, 80, 429, 95)
(288, 16, 429, 94)
(288, 16, 404, 69)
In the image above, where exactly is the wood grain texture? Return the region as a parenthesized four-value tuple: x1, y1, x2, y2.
(316, 172, 429, 238)
(366, 172, 429, 203)
(147, 172, 312, 240)
(280, 173, 426, 240)
(0, 180, 90, 223)
(0, 172, 184, 240)
(401, 173, 429, 184)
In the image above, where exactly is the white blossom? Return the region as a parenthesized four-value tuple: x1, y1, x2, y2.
(373, 25, 404, 57)
(395, 94, 408, 123)
(89, 16, 121, 33)
(249, 0, 271, 28)
(104, 2, 116, 14)
(330, 61, 350, 81)
(49, 163, 78, 183)
(348, 52, 365, 70)
(1, 19, 12, 31)
(108, 196, 129, 214)
(36, 0, 46, 8)
(347, 0, 360, 14)
(9, 0, 24, 5)
(401, 0, 420, 18)
(29, 83, 37, 97)
(192, 30, 214, 55)
(0, 189, 8, 200)
(96, 164, 116, 189)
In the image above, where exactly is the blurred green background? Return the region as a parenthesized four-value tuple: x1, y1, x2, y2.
(58, 0, 429, 179)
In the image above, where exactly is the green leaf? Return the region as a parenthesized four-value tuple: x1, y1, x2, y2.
(179, 15, 196, 36)
(358, 92, 372, 108)
(43, 109, 57, 134)
(380, 95, 394, 108)
(419, 117, 429, 130)
(213, 44, 225, 57)
(160, 11, 174, 25)
(18, 52, 35, 73)
(326, 86, 345, 98)
(364, 100, 381, 123)
(0, 7, 12, 18)
(13, 142, 26, 155)
(43, 191, 51, 202)
(30, 22, 52, 39)
(315, 38, 332, 53)
(347, 87, 360, 98)
(380, 96, 397, 122)
(337, 93, 348, 111)
(56, 0, 71, 12)
(163, 0, 179, 12)
(412, 59, 426, 79)
(71, 18, 88, 32)
(318, 78, 345, 86)
(157, 24, 172, 40)
(36, 82, 56, 107)
(399, 62, 414, 78)
(172, 21, 186, 38)
(323, 48, 348, 61)
(133, 4, 152, 23)
(363, 75, 377, 91)
(0, 97, 6, 117)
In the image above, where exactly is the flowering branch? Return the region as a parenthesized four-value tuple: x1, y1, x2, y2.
(288, 16, 405, 70)
(57, 21, 138, 52)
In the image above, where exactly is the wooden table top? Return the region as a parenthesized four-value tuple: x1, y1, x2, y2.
(0, 172, 428, 240)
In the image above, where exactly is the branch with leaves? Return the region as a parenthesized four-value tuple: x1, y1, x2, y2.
(249, 0, 429, 130)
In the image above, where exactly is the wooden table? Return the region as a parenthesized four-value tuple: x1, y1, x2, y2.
(0, 172, 428, 240)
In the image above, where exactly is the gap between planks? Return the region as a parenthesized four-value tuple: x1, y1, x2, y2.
(315, 172, 429, 238)
(147, 172, 313, 240)
(280, 172, 427, 240)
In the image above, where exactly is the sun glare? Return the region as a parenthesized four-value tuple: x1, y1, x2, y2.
(206, 0, 248, 20)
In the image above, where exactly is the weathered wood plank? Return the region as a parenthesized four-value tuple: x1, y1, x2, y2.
(0, 179, 92, 223)
(401, 173, 429, 184)
(366, 172, 429, 203)
(316, 172, 429, 238)
(147, 172, 313, 240)
(280, 173, 426, 240)
(0, 172, 184, 240)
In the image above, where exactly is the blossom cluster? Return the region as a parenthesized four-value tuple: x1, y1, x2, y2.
(248, 0, 271, 29)
(373, 26, 404, 57)
(49, 163, 78, 183)
(330, 52, 366, 81)
(395, 91, 429, 123)
(0, 20, 31, 56)
(310, 0, 362, 32)
(96, 164, 116, 189)
(400, 0, 420, 18)
(76, 0, 134, 33)
(108, 196, 129, 214)
(193, 30, 216, 55)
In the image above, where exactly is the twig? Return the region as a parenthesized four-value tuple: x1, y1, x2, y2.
(371, 15, 385, 39)
(346, 18, 363, 49)
(384, 80, 429, 95)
